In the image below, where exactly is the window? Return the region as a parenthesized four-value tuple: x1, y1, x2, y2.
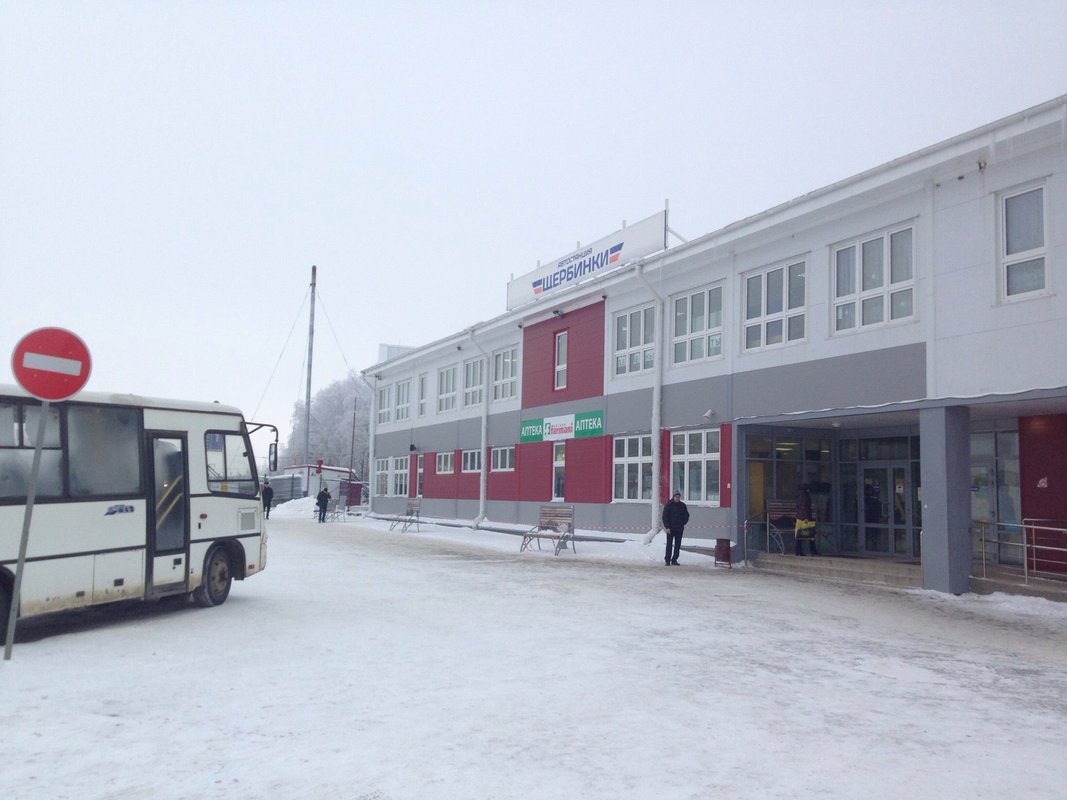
(491, 446, 515, 471)
(395, 380, 410, 422)
(392, 456, 409, 497)
(205, 431, 257, 496)
(68, 406, 142, 497)
(375, 458, 389, 496)
(492, 347, 518, 400)
(613, 434, 653, 501)
(416, 454, 424, 496)
(745, 261, 805, 350)
(461, 449, 482, 472)
(554, 332, 568, 389)
(417, 373, 427, 417)
(0, 401, 63, 500)
(672, 285, 723, 364)
(552, 441, 565, 500)
(670, 428, 721, 505)
(436, 452, 454, 474)
(834, 226, 914, 331)
(463, 358, 484, 407)
(1001, 185, 1047, 297)
(437, 366, 457, 412)
(377, 385, 393, 424)
(613, 305, 655, 376)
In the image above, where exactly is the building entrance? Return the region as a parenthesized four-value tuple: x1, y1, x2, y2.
(861, 464, 914, 557)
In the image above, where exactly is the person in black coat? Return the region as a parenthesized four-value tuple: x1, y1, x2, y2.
(261, 480, 274, 520)
(661, 490, 690, 566)
(316, 487, 331, 523)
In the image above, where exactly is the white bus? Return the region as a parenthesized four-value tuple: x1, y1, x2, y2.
(1, 383, 277, 639)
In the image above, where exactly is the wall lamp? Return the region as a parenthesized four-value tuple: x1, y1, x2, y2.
(552, 309, 564, 318)
(702, 408, 715, 420)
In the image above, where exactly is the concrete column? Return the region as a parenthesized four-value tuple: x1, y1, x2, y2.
(919, 406, 972, 593)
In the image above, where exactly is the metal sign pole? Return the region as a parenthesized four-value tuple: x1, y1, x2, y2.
(3, 400, 50, 661)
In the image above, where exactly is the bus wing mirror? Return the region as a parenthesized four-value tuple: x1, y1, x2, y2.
(268, 442, 278, 473)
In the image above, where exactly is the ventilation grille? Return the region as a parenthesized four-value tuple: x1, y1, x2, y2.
(240, 509, 257, 532)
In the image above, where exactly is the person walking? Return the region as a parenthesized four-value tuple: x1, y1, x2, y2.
(261, 479, 274, 520)
(661, 490, 690, 566)
(316, 486, 331, 523)
(794, 483, 819, 556)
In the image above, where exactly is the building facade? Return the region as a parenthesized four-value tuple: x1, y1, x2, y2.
(364, 96, 1067, 593)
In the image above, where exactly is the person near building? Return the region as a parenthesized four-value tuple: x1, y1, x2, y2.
(661, 490, 690, 566)
(316, 486, 331, 523)
(794, 483, 819, 556)
(262, 479, 274, 520)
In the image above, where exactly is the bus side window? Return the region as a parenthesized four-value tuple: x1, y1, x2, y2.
(68, 406, 142, 497)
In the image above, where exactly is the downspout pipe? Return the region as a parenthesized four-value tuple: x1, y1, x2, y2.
(468, 329, 490, 528)
(361, 374, 378, 511)
(636, 262, 666, 543)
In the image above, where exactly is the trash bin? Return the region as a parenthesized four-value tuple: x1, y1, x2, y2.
(714, 538, 732, 568)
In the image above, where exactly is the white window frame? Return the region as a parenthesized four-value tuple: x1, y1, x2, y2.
(490, 445, 515, 472)
(461, 449, 482, 473)
(554, 331, 568, 390)
(463, 358, 484, 407)
(395, 380, 411, 422)
(374, 457, 390, 496)
(612, 434, 653, 501)
(669, 428, 721, 506)
(1000, 183, 1048, 299)
(614, 305, 656, 376)
(744, 260, 806, 351)
(435, 451, 454, 474)
(552, 441, 565, 500)
(377, 385, 393, 424)
(833, 225, 915, 333)
(416, 454, 424, 496)
(492, 347, 518, 401)
(437, 366, 457, 413)
(392, 455, 409, 497)
(672, 284, 724, 365)
(417, 373, 427, 417)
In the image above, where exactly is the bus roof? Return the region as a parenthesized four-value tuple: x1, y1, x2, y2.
(0, 382, 246, 417)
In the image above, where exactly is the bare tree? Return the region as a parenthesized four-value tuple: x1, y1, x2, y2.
(283, 372, 372, 480)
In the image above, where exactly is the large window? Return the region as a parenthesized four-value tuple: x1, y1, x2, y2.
(834, 226, 914, 331)
(1001, 185, 1047, 297)
(436, 452, 455, 474)
(614, 305, 656, 375)
(395, 380, 411, 422)
(377, 385, 392, 424)
(68, 406, 142, 497)
(670, 428, 720, 505)
(205, 431, 257, 496)
(745, 261, 805, 350)
(461, 449, 482, 472)
(673, 285, 723, 364)
(492, 347, 518, 400)
(0, 401, 63, 499)
(463, 358, 484, 407)
(491, 446, 515, 471)
(437, 366, 457, 412)
(392, 455, 409, 497)
(554, 332, 568, 390)
(552, 441, 565, 500)
(613, 434, 653, 501)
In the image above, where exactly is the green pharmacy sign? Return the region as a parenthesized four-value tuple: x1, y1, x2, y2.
(520, 410, 603, 443)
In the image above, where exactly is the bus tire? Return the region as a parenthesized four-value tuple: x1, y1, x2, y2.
(194, 547, 232, 608)
(0, 583, 10, 642)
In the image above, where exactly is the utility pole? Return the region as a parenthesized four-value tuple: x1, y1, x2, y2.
(304, 265, 316, 466)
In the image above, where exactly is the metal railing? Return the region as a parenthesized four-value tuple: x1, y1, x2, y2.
(973, 518, 1067, 585)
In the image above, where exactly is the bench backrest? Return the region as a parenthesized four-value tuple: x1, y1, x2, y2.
(537, 504, 574, 531)
(766, 500, 795, 526)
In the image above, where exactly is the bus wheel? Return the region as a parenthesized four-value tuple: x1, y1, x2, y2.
(0, 584, 10, 642)
(194, 547, 232, 608)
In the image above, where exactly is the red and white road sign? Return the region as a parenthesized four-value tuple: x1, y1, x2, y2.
(11, 327, 92, 401)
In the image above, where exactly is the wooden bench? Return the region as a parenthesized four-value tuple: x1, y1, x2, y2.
(389, 498, 422, 533)
(520, 504, 576, 556)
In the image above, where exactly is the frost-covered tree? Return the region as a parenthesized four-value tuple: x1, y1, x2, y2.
(283, 372, 372, 480)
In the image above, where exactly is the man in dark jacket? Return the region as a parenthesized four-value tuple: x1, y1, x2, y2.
(316, 487, 331, 523)
(262, 480, 274, 520)
(661, 490, 690, 566)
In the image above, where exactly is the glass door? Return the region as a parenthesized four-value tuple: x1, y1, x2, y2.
(862, 464, 912, 556)
(147, 434, 189, 595)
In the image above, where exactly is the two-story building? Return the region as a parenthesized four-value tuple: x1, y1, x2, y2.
(363, 95, 1067, 594)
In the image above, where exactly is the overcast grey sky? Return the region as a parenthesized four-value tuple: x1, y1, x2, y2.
(3, 1, 1066, 443)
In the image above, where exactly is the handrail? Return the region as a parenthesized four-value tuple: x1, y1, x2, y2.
(973, 518, 1067, 585)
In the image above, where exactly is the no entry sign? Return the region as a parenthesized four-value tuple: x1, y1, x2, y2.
(11, 327, 92, 401)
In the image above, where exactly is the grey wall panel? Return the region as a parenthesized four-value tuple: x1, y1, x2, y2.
(732, 344, 926, 418)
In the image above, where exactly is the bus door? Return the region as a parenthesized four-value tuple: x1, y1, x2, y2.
(146, 433, 190, 596)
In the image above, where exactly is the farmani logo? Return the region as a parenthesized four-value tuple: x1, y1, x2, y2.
(531, 242, 624, 296)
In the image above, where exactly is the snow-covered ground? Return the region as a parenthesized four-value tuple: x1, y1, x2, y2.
(3, 498, 1066, 799)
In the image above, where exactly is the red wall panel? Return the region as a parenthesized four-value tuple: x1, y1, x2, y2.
(564, 436, 612, 503)
(517, 441, 552, 502)
(1020, 414, 1067, 522)
(521, 301, 605, 408)
(422, 450, 459, 499)
(487, 446, 519, 501)
(719, 423, 732, 508)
